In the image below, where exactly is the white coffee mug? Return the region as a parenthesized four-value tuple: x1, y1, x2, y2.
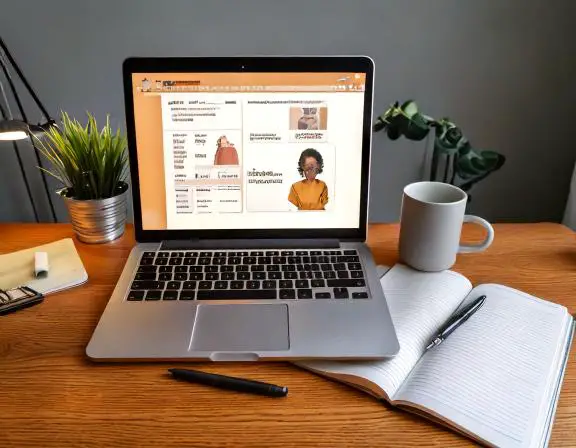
(399, 181, 494, 272)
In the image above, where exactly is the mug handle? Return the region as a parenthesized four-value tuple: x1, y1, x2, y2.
(458, 215, 494, 253)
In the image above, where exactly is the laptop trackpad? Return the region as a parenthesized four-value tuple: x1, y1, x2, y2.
(190, 304, 289, 352)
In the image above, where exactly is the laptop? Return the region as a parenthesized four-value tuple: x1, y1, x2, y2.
(86, 56, 400, 361)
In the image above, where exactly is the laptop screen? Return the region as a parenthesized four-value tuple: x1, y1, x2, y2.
(131, 72, 368, 231)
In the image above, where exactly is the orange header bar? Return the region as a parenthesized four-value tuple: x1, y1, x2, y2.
(133, 72, 366, 93)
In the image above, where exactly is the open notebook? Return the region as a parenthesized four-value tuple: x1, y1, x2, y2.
(297, 264, 574, 448)
(0, 238, 88, 295)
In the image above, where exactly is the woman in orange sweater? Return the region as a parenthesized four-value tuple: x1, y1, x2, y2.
(288, 148, 328, 211)
(213, 135, 239, 165)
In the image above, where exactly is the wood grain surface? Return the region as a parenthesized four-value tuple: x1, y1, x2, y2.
(1, 223, 575, 447)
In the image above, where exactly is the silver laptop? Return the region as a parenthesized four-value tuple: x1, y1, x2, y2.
(86, 56, 399, 361)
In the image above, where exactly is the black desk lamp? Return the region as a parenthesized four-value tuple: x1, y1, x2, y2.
(0, 35, 57, 222)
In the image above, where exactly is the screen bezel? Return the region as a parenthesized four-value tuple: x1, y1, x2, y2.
(123, 56, 374, 243)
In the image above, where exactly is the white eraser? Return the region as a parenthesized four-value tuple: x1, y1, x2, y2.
(34, 252, 49, 278)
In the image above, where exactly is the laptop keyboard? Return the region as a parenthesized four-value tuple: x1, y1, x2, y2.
(127, 249, 370, 301)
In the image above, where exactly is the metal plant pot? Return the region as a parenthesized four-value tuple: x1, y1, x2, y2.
(60, 182, 129, 244)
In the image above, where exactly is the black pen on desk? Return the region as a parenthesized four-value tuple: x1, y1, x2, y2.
(426, 295, 486, 350)
(168, 368, 288, 398)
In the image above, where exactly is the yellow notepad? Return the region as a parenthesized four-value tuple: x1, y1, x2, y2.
(0, 238, 88, 295)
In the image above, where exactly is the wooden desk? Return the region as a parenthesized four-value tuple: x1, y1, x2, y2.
(1, 223, 575, 447)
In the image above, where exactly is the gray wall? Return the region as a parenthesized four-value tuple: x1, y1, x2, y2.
(1, 0, 575, 223)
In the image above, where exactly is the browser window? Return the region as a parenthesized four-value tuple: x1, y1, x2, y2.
(131, 72, 367, 230)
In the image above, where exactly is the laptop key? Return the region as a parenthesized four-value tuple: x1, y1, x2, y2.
(140, 258, 154, 266)
(266, 265, 280, 272)
(351, 271, 364, 278)
(221, 272, 235, 280)
(198, 257, 211, 265)
(205, 266, 219, 273)
(169, 258, 182, 266)
(159, 266, 172, 273)
(174, 273, 187, 281)
(197, 289, 276, 300)
(231, 281, 244, 289)
(198, 281, 212, 290)
(183, 258, 196, 265)
(311, 279, 326, 288)
(236, 265, 249, 272)
(205, 273, 219, 281)
(189, 272, 203, 281)
(310, 263, 320, 271)
(185, 252, 198, 258)
(138, 265, 157, 273)
(280, 289, 296, 300)
(250, 251, 264, 257)
(333, 263, 346, 271)
(179, 290, 195, 300)
(167, 281, 181, 290)
(279, 280, 293, 289)
(323, 271, 336, 279)
(131, 281, 163, 290)
(214, 251, 226, 257)
(158, 273, 172, 281)
(310, 250, 322, 256)
(327, 279, 366, 288)
(258, 257, 271, 265)
(337, 271, 349, 279)
(214, 281, 228, 289)
(251, 265, 265, 272)
(200, 252, 211, 257)
(266, 251, 279, 256)
(273, 256, 286, 264)
(135, 273, 156, 281)
(296, 250, 308, 256)
(246, 281, 261, 289)
(318, 256, 329, 263)
(296, 280, 310, 288)
(127, 290, 145, 301)
(281, 251, 294, 256)
(348, 263, 362, 270)
(213, 257, 226, 265)
(154, 258, 168, 266)
(352, 292, 369, 299)
(183, 281, 197, 289)
(313, 271, 323, 279)
(252, 272, 266, 280)
(284, 272, 298, 279)
(237, 272, 250, 280)
(220, 265, 234, 272)
(299, 272, 313, 279)
(282, 265, 295, 272)
(320, 264, 332, 271)
(190, 266, 202, 273)
(157, 252, 169, 258)
(171, 252, 185, 258)
(315, 292, 331, 299)
(343, 250, 356, 255)
(263, 280, 276, 289)
(145, 290, 162, 300)
(268, 272, 281, 280)
(175, 266, 187, 273)
(334, 287, 349, 299)
(229, 257, 241, 265)
(163, 290, 178, 300)
(297, 289, 313, 299)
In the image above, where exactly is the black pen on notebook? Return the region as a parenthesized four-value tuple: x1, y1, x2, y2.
(168, 368, 288, 397)
(426, 295, 486, 350)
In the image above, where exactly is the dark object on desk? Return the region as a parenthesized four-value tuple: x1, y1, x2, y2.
(168, 368, 288, 397)
(0, 36, 58, 222)
(426, 295, 486, 350)
(0, 286, 44, 315)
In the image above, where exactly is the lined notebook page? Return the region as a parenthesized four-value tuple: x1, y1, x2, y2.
(395, 284, 570, 448)
(297, 264, 472, 399)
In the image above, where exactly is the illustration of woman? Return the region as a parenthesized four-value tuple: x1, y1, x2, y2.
(214, 135, 239, 165)
(288, 148, 328, 210)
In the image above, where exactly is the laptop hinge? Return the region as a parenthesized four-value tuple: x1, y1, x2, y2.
(160, 239, 340, 250)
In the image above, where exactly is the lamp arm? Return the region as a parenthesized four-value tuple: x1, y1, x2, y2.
(0, 36, 52, 121)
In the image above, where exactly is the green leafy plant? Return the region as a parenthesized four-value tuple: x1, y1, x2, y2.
(35, 112, 128, 200)
(373, 100, 505, 197)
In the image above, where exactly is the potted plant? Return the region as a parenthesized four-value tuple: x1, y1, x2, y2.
(35, 112, 129, 243)
(373, 100, 505, 200)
